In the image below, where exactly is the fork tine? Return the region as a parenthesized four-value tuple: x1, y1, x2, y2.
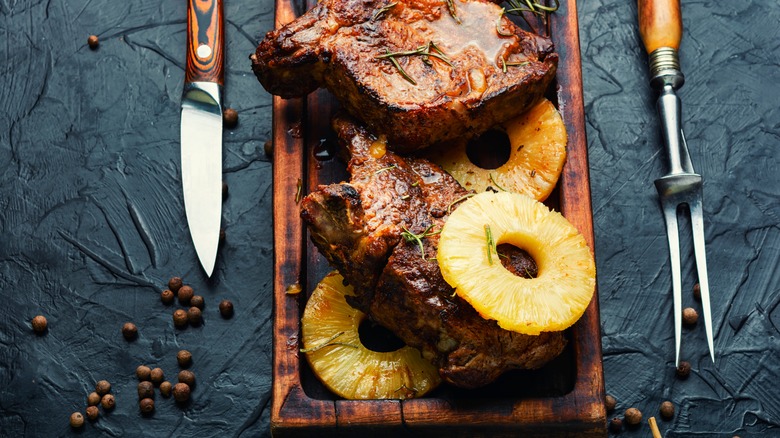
(660, 201, 683, 367)
(689, 196, 715, 363)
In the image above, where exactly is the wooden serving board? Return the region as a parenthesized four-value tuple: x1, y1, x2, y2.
(270, 0, 606, 436)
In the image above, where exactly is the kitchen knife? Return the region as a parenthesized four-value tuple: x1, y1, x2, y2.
(181, 0, 224, 277)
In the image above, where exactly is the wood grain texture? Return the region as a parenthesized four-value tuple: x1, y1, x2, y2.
(637, 0, 682, 53)
(186, 0, 225, 84)
(270, 0, 606, 435)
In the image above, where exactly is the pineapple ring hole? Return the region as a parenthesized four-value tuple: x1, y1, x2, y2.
(358, 319, 406, 353)
(496, 243, 538, 279)
(465, 129, 511, 170)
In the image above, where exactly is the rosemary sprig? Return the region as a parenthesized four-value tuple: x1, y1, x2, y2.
(376, 42, 452, 85)
(484, 224, 496, 265)
(299, 331, 359, 353)
(489, 173, 507, 191)
(401, 224, 441, 260)
(496, 8, 513, 37)
(504, 0, 560, 29)
(372, 2, 397, 21)
(374, 164, 398, 175)
(447, 193, 475, 213)
(444, 0, 461, 24)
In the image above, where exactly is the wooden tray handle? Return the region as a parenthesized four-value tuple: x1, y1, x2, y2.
(638, 0, 682, 54)
(186, 0, 224, 85)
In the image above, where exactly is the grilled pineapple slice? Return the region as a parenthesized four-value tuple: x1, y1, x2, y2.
(437, 192, 595, 335)
(425, 98, 567, 201)
(301, 271, 441, 399)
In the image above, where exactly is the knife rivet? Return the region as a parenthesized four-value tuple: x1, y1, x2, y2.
(197, 44, 212, 59)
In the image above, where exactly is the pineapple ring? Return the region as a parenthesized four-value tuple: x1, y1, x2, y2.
(437, 192, 595, 335)
(301, 271, 441, 400)
(425, 98, 567, 201)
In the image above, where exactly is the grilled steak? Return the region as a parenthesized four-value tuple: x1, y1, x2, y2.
(301, 115, 566, 388)
(252, 0, 558, 152)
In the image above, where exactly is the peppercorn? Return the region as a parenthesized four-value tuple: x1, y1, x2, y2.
(173, 382, 191, 402)
(264, 139, 273, 158)
(219, 228, 226, 245)
(605, 394, 617, 413)
(138, 381, 154, 399)
(624, 407, 642, 426)
(219, 299, 234, 318)
(693, 283, 701, 301)
(95, 380, 111, 396)
(178, 370, 196, 387)
(139, 397, 155, 414)
(660, 401, 674, 419)
(177, 350, 193, 368)
(161, 289, 175, 305)
(31, 315, 48, 334)
(223, 108, 238, 129)
(136, 365, 152, 381)
(160, 381, 172, 398)
(150, 367, 164, 385)
(173, 309, 189, 328)
(87, 35, 99, 49)
(70, 411, 85, 428)
(178, 285, 194, 305)
(122, 322, 138, 340)
(85, 405, 99, 421)
(87, 391, 101, 406)
(187, 307, 202, 326)
(677, 361, 692, 379)
(222, 181, 229, 200)
(683, 307, 699, 326)
(101, 394, 116, 410)
(609, 417, 622, 433)
(190, 295, 205, 310)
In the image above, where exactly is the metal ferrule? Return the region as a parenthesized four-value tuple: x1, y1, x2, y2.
(648, 47, 685, 91)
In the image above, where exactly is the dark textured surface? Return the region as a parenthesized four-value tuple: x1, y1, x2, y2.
(0, 1, 778, 437)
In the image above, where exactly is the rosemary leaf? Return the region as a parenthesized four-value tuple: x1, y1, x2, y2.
(401, 224, 440, 260)
(295, 178, 303, 203)
(374, 164, 398, 175)
(447, 193, 475, 213)
(496, 8, 513, 37)
(489, 173, 508, 191)
(371, 2, 397, 21)
(444, 0, 461, 24)
(484, 224, 495, 265)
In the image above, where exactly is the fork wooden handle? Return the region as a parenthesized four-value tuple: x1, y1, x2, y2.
(638, 0, 682, 54)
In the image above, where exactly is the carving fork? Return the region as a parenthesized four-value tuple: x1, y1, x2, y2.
(638, 0, 714, 365)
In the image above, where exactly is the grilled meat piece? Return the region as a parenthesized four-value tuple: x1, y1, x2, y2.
(252, 0, 558, 152)
(300, 115, 566, 388)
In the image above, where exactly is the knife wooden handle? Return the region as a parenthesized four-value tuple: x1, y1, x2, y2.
(638, 0, 682, 54)
(186, 0, 224, 85)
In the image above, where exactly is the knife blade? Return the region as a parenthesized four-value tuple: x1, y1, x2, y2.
(181, 0, 224, 277)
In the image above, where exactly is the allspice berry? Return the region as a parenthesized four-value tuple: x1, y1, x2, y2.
(87, 392, 101, 406)
(693, 283, 701, 301)
(168, 276, 184, 293)
(161, 289, 175, 305)
(173, 309, 189, 328)
(137, 365, 152, 381)
(178, 285, 194, 305)
(605, 394, 617, 412)
(676, 361, 692, 379)
(660, 401, 675, 419)
(178, 370, 196, 387)
(85, 405, 99, 421)
(223, 108, 238, 128)
(683, 307, 699, 326)
(95, 380, 111, 396)
(264, 139, 273, 158)
(122, 322, 138, 340)
(70, 412, 85, 428)
(160, 381, 172, 398)
(177, 350, 193, 368)
(101, 393, 116, 410)
(87, 35, 99, 49)
(139, 397, 155, 414)
(222, 181, 229, 200)
(624, 407, 642, 426)
(219, 299, 234, 318)
(138, 381, 154, 399)
(173, 382, 191, 402)
(150, 367, 164, 385)
(609, 417, 622, 433)
(190, 295, 205, 309)
(31, 315, 48, 334)
(187, 307, 202, 326)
